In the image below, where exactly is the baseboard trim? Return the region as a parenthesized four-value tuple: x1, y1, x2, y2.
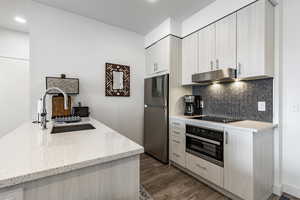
(273, 184, 283, 196)
(282, 184, 300, 198)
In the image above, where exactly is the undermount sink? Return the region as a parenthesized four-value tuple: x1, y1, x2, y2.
(51, 123, 96, 134)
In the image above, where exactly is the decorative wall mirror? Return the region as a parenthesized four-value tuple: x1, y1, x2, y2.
(105, 63, 130, 97)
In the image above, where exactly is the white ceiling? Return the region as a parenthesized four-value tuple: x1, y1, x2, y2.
(33, 0, 216, 35)
(0, 0, 29, 33)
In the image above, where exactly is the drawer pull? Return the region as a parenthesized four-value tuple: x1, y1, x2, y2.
(172, 122, 181, 126)
(173, 131, 181, 135)
(172, 140, 180, 144)
(196, 164, 207, 170)
(173, 153, 180, 158)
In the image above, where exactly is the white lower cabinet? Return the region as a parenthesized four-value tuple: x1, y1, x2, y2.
(0, 189, 23, 200)
(224, 127, 274, 200)
(186, 153, 224, 187)
(169, 119, 186, 167)
(170, 135, 186, 167)
(169, 118, 274, 200)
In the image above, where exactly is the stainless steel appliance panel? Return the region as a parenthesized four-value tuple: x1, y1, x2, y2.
(144, 75, 168, 106)
(144, 105, 168, 163)
(144, 74, 169, 163)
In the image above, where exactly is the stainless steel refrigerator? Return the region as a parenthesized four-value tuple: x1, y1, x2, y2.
(144, 74, 169, 163)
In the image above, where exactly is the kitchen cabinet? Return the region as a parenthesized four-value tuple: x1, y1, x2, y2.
(215, 13, 237, 70)
(186, 153, 223, 188)
(145, 37, 170, 76)
(181, 0, 274, 83)
(0, 189, 23, 200)
(198, 24, 216, 73)
(169, 119, 186, 167)
(182, 33, 198, 85)
(237, 0, 274, 79)
(224, 127, 274, 200)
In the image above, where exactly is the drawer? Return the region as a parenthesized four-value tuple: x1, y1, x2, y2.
(170, 119, 185, 131)
(170, 127, 185, 138)
(186, 153, 223, 187)
(170, 136, 186, 167)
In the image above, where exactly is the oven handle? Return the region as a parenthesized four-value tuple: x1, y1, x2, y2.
(186, 133, 221, 146)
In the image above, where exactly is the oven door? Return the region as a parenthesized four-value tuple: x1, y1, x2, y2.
(186, 134, 223, 167)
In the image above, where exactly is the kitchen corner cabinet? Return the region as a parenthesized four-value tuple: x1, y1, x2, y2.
(237, 0, 274, 79)
(146, 37, 170, 76)
(224, 127, 274, 200)
(182, 33, 198, 85)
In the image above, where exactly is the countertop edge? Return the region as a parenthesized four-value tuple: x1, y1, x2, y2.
(0, 148, 144, 190)
(170, 115, 278, 133)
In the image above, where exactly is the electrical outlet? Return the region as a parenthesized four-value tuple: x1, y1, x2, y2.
(258, 101, 266, 112)
(291, 104, 300, 112)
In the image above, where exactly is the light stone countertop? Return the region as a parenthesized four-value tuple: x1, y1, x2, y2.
(171, 115, 278, 132)
(0, 118, 144, 189)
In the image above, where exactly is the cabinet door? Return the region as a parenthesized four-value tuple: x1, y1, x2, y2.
(237, 0, 272, 78)
(216, 13, 237, 70)
(182, 33, 198, 85)
(145, 47, 154, 76)
(224, 128, 253, 200)
(157, 37, 170, 73)
(198, 24, 216, 73)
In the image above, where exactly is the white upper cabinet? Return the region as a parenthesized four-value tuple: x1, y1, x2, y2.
(216, 13, 237, 70)
(182, 33, 198, 85)
(237, 0, 274, 79)
(146, 37, 170, 76)
(198, 24, 216, 73)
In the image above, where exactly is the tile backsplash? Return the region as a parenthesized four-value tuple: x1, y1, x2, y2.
(192, 78, 273, 122)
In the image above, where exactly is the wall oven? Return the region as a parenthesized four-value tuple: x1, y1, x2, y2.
(186, 124, 224, 167)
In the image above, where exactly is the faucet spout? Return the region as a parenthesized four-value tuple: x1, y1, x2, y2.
(41, 87, 68, 129)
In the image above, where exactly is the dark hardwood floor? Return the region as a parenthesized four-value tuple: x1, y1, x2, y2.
(140, 154, 297, 200)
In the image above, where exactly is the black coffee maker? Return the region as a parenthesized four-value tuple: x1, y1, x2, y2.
(184, 95, 203, 116)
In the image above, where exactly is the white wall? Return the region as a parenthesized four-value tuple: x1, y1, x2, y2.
(29, 2, 145, 145)
(0, 28, 30, 137)
(181, 0, 257, 37)
(281, 0, 300, 197)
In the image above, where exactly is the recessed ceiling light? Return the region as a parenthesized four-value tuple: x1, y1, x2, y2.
(14, 16, 27, 24)
(146, 0, 159, 3)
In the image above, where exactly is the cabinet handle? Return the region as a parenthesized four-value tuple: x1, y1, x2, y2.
(210, 61, 214, 71)
(173, 153, 180, 158)
(238, 63, 242, 75)
(225, 131, 228, 144)
(196, 164, 207, 170)
(172, 139, 180, 144)
(216, 59, 219, 69)
(173, 131, 181, 135)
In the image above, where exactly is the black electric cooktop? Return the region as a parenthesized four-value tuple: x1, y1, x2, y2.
(191, 116, 242, 123)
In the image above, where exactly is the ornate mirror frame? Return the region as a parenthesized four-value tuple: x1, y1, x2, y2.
(105, 63, 130, 97)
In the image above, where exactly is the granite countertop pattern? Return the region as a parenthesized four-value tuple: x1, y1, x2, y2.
(0, 118, 144, 189)
(171, 115, 277, 132)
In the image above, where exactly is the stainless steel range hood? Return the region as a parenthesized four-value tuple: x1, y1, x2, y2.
(192, 68, 237, 83)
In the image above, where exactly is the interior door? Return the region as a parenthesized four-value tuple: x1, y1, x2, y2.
(216, 13, 237, 70)
(198, 24, 216, 73)
(144, 106, 168, 163)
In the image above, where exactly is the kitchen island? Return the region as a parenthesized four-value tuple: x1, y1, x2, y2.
(0, 118, 144, 200)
